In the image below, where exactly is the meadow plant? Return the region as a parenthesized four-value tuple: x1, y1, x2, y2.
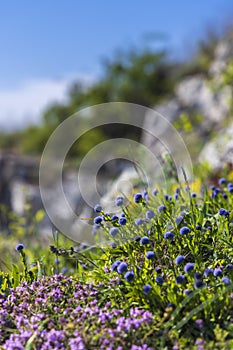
(1, 170, 233, 349)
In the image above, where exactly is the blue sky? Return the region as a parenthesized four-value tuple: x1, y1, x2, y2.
(0, 0, 233, 130)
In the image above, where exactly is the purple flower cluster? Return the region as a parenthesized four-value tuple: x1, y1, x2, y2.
(0, 274, 154, 349)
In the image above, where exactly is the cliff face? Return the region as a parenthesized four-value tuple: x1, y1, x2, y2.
(142, 30, 233, 169)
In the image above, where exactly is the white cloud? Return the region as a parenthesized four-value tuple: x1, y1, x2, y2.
(0, 74, 95, 131)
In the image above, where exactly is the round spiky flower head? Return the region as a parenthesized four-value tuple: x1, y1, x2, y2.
(124, 271, 134, 282)
(156, 276, 164, 285)
(140, 236, 150, 245)
(109, 227, 119, 237)
(157, 205, 166, 213)
(134, 193, 142, 203)
(176, 216, 183, 225)
(143, 284, 152, 295)
(146, 251, 155, 259)
(175, 255, 185, 265)
(146, 210, 155, 220)
(184, 262, 194, 273)
(219, 177, 226, 185)
(116, 196, 124, 206)
(180, 226, 190, 235)
(94, 216, 103, 225)
(94, 204, 102, 213)
(15, 243, 24, 252)
(164, 231, 174, 240)
(117, 262, 128, 274)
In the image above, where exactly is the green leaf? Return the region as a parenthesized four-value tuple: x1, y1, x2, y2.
(12, 264, 20, 288)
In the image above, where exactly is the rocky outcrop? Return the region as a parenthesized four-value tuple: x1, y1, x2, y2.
(209, 30, 233, 78)
(198, 122, 233, 168)
(142, 31, 233, 169)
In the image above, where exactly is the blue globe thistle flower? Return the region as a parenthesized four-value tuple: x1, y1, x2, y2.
(176, 275, 186, 284)
(124, 271, 134, 282)
(118, 217, 127, 226)
(211, 191, 218, 199)
(156, 276, 164, 285)
(110, 260, 121, 271)
(109, 227, 119, 237)
(194, 272, 202, 280)
(120, 212, 125, 217)
(219, 178, 226, 185)
(175, 187, 180, 194)
(218, 208, 227, 216)
(156, 267, 162, 274)
(174, 193, 179, 200)
(117, 262, 128, 274)
(54, 258, 60, 264)
(184, 263, 194, 273)
(164, 231, 174, 240)
(146, 251, 155, 259)
(111, 215, 118, 222)
(209, 185, 215, 190)
(196, 224, 202, 230)
(194, 280, 204, 289)
(134, 193, 142, 203)
(133, 235, 141, 242)
(61, 267, 68, 274)
(15, 243, 24, 252)
(204, 268, 213, 277)
(191, 192, 197, 198)
(143, 190, 149, 200)
(222, 193, 228, 200)
(146, 210, 155, 220)
(94, 216, 103, 225)
(152, 189, 158, 196)
(184, 289, 193, 296)
(116, 196, 124, 206)
(215, 187, 221, 194)
(176, 216, 183, 225)
(213, 268, 223, 277)
(94, 204, 102, 213)
(80, 243, 89, 250)
(140, 236, 150, 245)
(164, 194, 169, 201)
(226, 263, 233, 271)
(175, 255, 185, 265)
(135, 217, 144, 226)
(157, 205, 166, 213)
(167, 302, 176, 310)
(180, 226, 190, 235)
(227, 183, 233, 193)
(143, 284, 152, 295)
(110, 242, 117, 249)
(222, 276, 230, 285)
